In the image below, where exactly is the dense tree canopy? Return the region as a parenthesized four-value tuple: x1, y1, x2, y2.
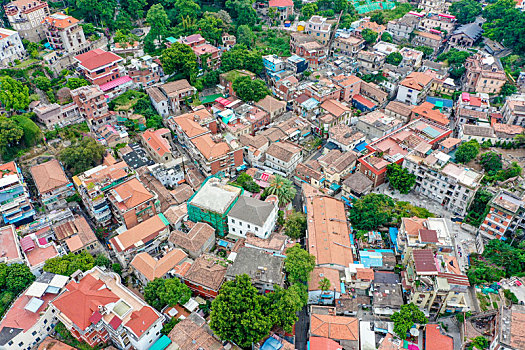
(265, 284, 307, 333)
(43, 252, 95, 276)
(455, 140, 480, 164)
(265, 174, 296, 205)
(0, 76, 30, 112)
(391, 303, 428, 339)
(362, 28, 378, 45)
(144, 278, 192, 310)
(349, 193, 395, 231)
(450, 0, 482, 24)
(284, 244, 316, 284)
(221, 46, 264, 74)
(232, 76, 270, 102)
(225, 0, 257, 26)
(483, 0, 525, 54)
(160, 43, 198, 81)
(0, 117, 24, 154)
(480, 152, 503, 174)
(386, 163, 416, 194)
(59, 137, 106, 175)
(146, 4, 170, 44)
(66, 78, 90, 90)
(285, 211, 307, 239)
(385, 52, 403, 66)
(0, 263, 35, 295)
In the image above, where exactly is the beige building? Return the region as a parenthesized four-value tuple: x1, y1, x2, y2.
(462, 54, 506, 94)
(4, 0, 50, 41)
(42, 13, 88, 54)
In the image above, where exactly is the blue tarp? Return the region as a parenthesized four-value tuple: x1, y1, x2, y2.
(261, 337, 283, 350)
(330, 183, 341, 191)
(354, 140, 367, 153)
(218, 240, 228, 247)
(150, 335, 172, 350)
(426, 96, 454, 108)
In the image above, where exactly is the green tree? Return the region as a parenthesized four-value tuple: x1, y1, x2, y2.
(225, 0, 257, 26)
(302, 3, 317, 18)
(449, 0, 482, 24)
(437, 48, 471, 65)
(414, 45, 434, 58)
(284, 211, 307, 239)
(370, 11, 385, 25)
(221, 46, 264, 74)
(0, 117, 24, 153)
(349, 193, 395, 231)
(266, 284, 306, 333)
(265, 174, 296, 205)
(112, 263, 122, 275)
(66, 78, 90, 90)
(0, 76, 30, 112)
(146, 4, 170, 45)
(14, 114, 42, 147)
(34, 76, 52, 91)
(469, 336, 489, 350)
(43, 252, 95, 276)
(144, 278, 168, 310)
(197, 14, 226, 45)
(381, 32, 393, 43)
(284, 244, 316, 284)
(385, 52, 403, 66)
(210, 274, 273, 348)
(161, 318, 179, 335)
(480, 152, 503, 174)
(171, 0, 201, 22)
(158, 278, 192, 306)
(160, 42, 198, 81)
(2, 263, 35, 294)
(500, 82, 517, 97)
(121, 0, 147, 19)
(386, 163, 416, 194)
(318, 277, 331, 292)
(59, 137, 106, 175)
(455, 140, 480, 164)
(483, 0, 525, 54)
(391, 303, 428, 339)
(232, 76, 270, 102)
(94, 254, 111, 267)
(361, 28, 378, 45)
(237, 25, 256, 49)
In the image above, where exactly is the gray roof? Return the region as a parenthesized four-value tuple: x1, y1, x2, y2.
(453, 22, 483, 40)
(226, 247, 284, 286)
(227, 196, 275, 226)
(343, 172, 373, 194)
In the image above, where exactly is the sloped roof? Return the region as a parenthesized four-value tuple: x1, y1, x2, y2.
(310, 313, 359, 341)
(228, 196, 275, 226)
(131, 249, 188, 281)
(30, 159, 70, 194)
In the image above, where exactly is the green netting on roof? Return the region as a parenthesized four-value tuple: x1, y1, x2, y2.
(200, 93, 224, 104)
(351, 0, 395, 14)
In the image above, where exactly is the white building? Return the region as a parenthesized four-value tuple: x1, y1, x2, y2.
(148, 163, 184, 188)
(0, 28, 25, 67)
(264, 140, 303, 176)
(396, 72, 433, 105)
(227, 195, 278, 239)
(42, 13, 88, 55)
(0, 273, 69, 350)
(4, 0, 50, 42)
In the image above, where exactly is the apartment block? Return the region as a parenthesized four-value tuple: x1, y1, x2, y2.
(479, 191, 525, 240)
(70, 84, 114, 130)
(0, 28, 25, 67)
(0, 161, 35, 226)
(462, 53, 507, 94)
(42, 13, 88, 54)
(30, 159, 74, 210)
(74, 48, 123, 86)
(4, 0, 49, 41)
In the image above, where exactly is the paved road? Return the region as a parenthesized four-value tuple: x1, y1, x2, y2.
(295, 306, 309, 350)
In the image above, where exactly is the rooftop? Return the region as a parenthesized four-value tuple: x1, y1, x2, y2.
(131, 248, 189, 281)
(425, 324, 453, 350)
(109, 177, 154, 212)
(310, 312, 359, 341)
(189, 177, 242, 214)
(184, 254, 227, 291)
(226, 247, 284, 286)
(74, 49, 123, 71)
(169, 222, 215, 254)
(228, 195, 275, 227)
(110, 214, 169, 252)
(0, 225, 23, 264)
(30, 159, 70, 194)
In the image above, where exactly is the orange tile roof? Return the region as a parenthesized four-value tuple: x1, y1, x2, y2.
(38, 338, 76, 350)
(142, 128, 171, 157)
(321, 99, 351, 117)
(0, 161, 17, 176)
(378, 333, 403, 350)
(510, 307, 525, 349)
(400, 72, 433, 91)
(425, 324, 453, 350)
(306, 196, 353, 267)
(355, 268, 374, 281)
(308, 337, 343, 350)
(52, 274, 120, 331)
(30, 159, 70, 194)
(111, 178, 153, 211)
(402, 217, 427, 237)
(191, 134, 231, 161)
(131, 249, 188, 281)
(411, 102, 449, 126)
(42, 13, 78, 29)
(310, 313, 359, 341)
(309, 267, 341, 292)
(125, 306, 159, 338)
(172, 115, 209, 138)
(110, 214, 168, 252)
(440, 137, 461, 149)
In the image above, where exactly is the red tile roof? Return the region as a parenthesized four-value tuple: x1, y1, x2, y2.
(142, 128, 172, 157)
(412, 249, 438, 274)
(353, 94, 376, 109)
(75, 49, 123, 71)
(269, 0, 293, 6)
(425, 324, 453, 350)
(99, 76, 132, 92)
(308, 337, 342, 350)
(125, 306, 158, 338)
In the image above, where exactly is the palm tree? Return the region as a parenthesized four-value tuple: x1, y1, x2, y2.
(266, 175, 296, 206)
(318, 277, 331, 292)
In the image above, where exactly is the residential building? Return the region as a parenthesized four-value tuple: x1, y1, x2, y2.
(404, 151, 482, 216)
(192, 43, 221, 70)
(319, 99, 352, 134)
(0, 28, 25, 67)
(355, 20, 386, 41)
(327, 124, 365, 152)
(140, 128, 173, 164)
(268, 0, 293, 21)
(51, 267, 164, 349)
(167, 313, 225, 349)
(147, 79, 196, 115)
(109, 213, 170, 266)
(264, 140, 303, 176)
(412, 31, 442, 54)
(30, 159, 74, 210)
(169, 222, 215, 259)
(146, 163, 184, 188)
(396, 71, 433, 105)
(33, 102, 82, 129)
(438, 137, 461, 154)
(74, 49, 123, 86)
(453, 92, 491, 128)
(333, 36, 365, 57)
(418, 0, 448, 14)
(0, 161, 35, 226)
(356, 50, 385, 74)
(402, 249, 470, 315)
(356, 110, 403, 140)
(183, 254, 227, 298)
(386, 14, 420, 42)
(491, 304, 525, 350)
(318, 149, 358, 185)
(420, 14, 456, 34)
(449, 21, 483, 48)
(479, 190, 525, 240)
(305, 16, 331, 45)
(459, 124, 497, 143)
(130, 248, 190, 285)
(411, 101, 450, 126)
(19, 234, 61, 275)
(70, 84, 114, 130)
(227, 195, 278, 239)
(0, 273, 69, 350)
(255, 95, 287, 121)
(0, 224, 25, 265)
(384, 101, 414, 122)
(399, 47, 423, 69)
(462, 53, 506, 94)
(308, 267, 342, 305)
(4, 0, 50, 41)
(425, 324, 454, 350)
(53, 215, 103, 255)
(42, 13, 87, 54)
(72, 159, 133, 226)
(305, 193, 353, 271)
(502, 94, 525, 126)
(219, 69, 255, 97)
(127, 55, 162, 88)
(309, 306, 359, 349)
(341, 172, 373, 203)
(396, 216, 453, 254)
(226, 247, 284, 292)
(372, 272, 404, 315)
(107, 177, 159, 229)
(187, 176, 242, 236)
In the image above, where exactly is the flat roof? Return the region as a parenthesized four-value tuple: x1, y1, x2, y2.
(189, 178, 242, 214)
(0, 225, 23, 264)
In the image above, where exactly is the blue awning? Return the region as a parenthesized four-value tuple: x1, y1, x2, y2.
(150, 335, 172, 350)
(330, 183, 341, 191)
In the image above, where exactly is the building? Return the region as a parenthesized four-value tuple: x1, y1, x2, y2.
(268, 0, 293, 21)
(107, 177, 159, 229)
(404, 151, 482, 216)
(308, 267, 342, 305)
(396, 72, 433, 105)
(372, 272, 404, 315)
(51, 267, 164, 349)
(33, 102, 81, 129)
(74, 49, 123, 86)
(227, 195, 278, 239)
(502, 94, 525, 126)
(169, 222, 215, 259)
(333, 36, 364, 57)
(53, 215, 103, 255)
(130, 248, 190, 285)
(192, 43, 221, 70)
(4, 0, 50, 41)
(306, 16, 331, 45)
(412, 31, 442, 54)
(305, 194, 353, 271)
(309, 307, 359, 349)
(386, 14, 420, 42)
(72, 159, 133, 226)
(226, 247, 284, 292)
(109, 213, 170, 267)
(479, 190, 525, 240)
(0, 273, 69, 350)
(462, 53, 506, 94)
(341, 172, 373, 203)
(255, 95, 287, 121)
(187, 176, 242, 236)
(356, 51, 386, 75)
(127, 55, 162, 88)
(0, 28, 25, 67)
(264, 141, 303, 176)
(70, 84, 114, 130)
(356, 110, 403, 140)
(167, 312, 225, 349)
(449, 21, 483, 48)
(384, 100, 414, 122)
(410, 102, 450, 127)
(327, 124, 364, 152)
(20, 233, 61, 275)
(42, 13, 87, 54)
(147, 163, 184, 188)
(0, 161, 35, 226)
(30, 159, 74, 210)
(0, 224, 25, 265)
(491, 304, 525, 350)
(396, 216, 453, 254)
(140, 128, 173, 164)
(425, 324, 454, 350)
(183, 254, 227, 298)
(219, 69, 255, 97)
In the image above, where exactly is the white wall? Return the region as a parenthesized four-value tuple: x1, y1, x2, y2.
(227, 206, 277, 239)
